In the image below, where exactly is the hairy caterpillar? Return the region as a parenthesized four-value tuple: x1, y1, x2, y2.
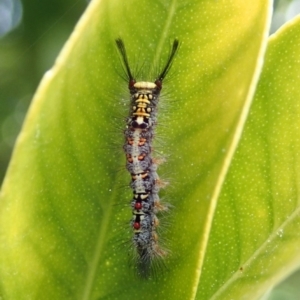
(116, 38, 179, 278)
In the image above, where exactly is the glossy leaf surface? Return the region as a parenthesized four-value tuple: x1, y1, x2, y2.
(198, 15, 300, 300)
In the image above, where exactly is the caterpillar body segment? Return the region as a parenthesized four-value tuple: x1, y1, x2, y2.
(116, 38, 179, 278)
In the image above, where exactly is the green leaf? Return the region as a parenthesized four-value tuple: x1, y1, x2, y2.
(0, 0, 272, 299)
(197, 15, 300, 300)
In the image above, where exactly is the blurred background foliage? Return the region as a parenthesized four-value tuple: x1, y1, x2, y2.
(0, 0, 300, 299)
(0, 0, 87, 185)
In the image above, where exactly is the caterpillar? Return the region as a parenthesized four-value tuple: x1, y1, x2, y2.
(116, 38, 179, 278)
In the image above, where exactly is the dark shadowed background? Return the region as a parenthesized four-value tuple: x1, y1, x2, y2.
(0, 0, 87, 184)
